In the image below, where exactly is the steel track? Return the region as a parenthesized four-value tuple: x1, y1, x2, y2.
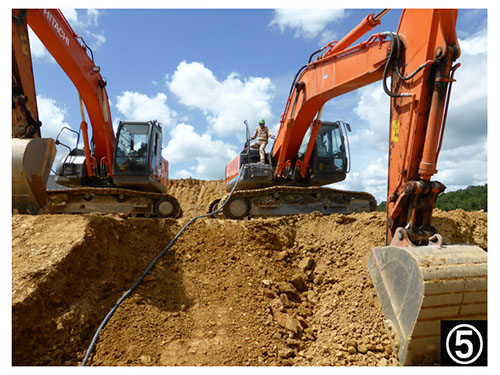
(47, 187, 182, 218)
(208, 185, 377, 219)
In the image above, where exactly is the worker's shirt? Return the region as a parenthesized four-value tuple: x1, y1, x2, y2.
(252, 126, 274, 143)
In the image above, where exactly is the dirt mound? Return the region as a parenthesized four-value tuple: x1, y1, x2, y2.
(168, 178, 226, 218)
(11, 179, 487, 366)
(433, 208, 487, 250)
(12, 214, 179, 365)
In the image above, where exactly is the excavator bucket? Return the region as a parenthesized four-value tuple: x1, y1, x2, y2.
(368, 243, 487, 365)
(12, 138, 56, 214)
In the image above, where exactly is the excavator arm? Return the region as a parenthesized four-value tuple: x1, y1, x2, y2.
(13, 9, 181, 218)
(271, 9, 467, 242)
(12, 8, 115, 213)
(272, 12, 388, 178)
(269, 9, 486, 365)
(384, 9, 462, 245)
(26, 9, 115, 177)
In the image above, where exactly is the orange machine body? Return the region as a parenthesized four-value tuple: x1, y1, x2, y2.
(271, 9, 459, 243)
(225, 154, 240, 187)
(161, 156, 169, 190)
(385, 9, 460, 243)
(12, 9, 40, 138)
(13, 9, 179, 217)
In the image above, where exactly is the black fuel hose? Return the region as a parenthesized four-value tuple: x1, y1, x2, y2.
(81, 166, 244, 366)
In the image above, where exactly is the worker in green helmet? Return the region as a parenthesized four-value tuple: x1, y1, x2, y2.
(250, 118, 275, 163)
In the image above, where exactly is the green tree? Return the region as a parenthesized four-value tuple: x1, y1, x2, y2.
(377, 184, 487, 212)
(435, 184, 487, 212)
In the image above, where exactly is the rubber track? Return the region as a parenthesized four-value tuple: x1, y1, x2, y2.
(47, 187, 182, 218)
(207, 185, 377, 218)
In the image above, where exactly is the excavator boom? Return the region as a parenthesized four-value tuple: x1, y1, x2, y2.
(12, 9, 181, 218)
(26, 8, 115, 174)
(272, 28, 389, 176)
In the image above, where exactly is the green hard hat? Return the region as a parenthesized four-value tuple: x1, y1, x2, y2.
(258, 118, 265, 124)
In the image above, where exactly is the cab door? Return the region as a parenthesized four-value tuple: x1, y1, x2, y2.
(113, 121, 166, 193)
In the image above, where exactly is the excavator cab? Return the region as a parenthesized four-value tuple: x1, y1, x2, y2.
(226, 120, 352, 191)
(297, 121, 350, 186)
(113, 120, 166, 193)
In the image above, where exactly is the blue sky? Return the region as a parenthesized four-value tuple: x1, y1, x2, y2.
(22, 5, 488, 203)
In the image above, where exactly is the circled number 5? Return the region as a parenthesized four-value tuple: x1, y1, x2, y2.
(455, 329, 473, 359)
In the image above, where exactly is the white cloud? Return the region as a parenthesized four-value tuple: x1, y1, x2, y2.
(443, 28, 487, 148)
(61, 8, 106, 50)
(60, 8, 79, 25)
(37, 96, 78, 171)
(350, 83, 388, 152)
(172, 169, 193, 179)
(318, 29, 338, 48)
(269, 9, 346, 40)
(163, 123, 237, 180)
(60, 8, 100, 29)
(114, 91, 177, 129)
(458, 29, 487, 56)
(168, 61, 274, 141)
(437, 143, 487, 191)
(87, 31, 106, 50)
(335, 156, 388, 204)
(27, 27, 53, 62)
(86, 9, 100, 26)
(29, 9, 106, 60)
(434, 27, 487, 192)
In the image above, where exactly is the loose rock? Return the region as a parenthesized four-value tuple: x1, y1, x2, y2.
(290, 273, 306, 292)
(298, 257, 314, 272)
(12, 181, 487, 367)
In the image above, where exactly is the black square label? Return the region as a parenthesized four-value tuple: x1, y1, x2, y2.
(441, 320, 487, 366)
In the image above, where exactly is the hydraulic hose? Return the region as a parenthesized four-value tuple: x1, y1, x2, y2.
(382, 31, 435, 98)
(381, 32, 411, 98)
(81, 166, 244, 366)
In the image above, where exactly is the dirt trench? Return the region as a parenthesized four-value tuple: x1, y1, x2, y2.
(11, 178, 487, 366)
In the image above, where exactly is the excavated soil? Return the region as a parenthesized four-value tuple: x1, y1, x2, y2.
(11, 178, 487, 366)
(168, 178, 226, 218)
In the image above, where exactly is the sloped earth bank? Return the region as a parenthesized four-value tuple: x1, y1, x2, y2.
(12, 179, 487, 366)
(168, 178, 226, 218)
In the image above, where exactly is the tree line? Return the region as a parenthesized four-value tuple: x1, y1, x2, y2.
(377, 184, 487, 212)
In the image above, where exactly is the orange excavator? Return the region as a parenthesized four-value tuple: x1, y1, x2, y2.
(12, 9, 181, 218)
(216, 9, 487, 364)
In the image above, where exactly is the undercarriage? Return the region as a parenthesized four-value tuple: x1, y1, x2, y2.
(208, 185, 377, 219)
(46, 187, 182, 218)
